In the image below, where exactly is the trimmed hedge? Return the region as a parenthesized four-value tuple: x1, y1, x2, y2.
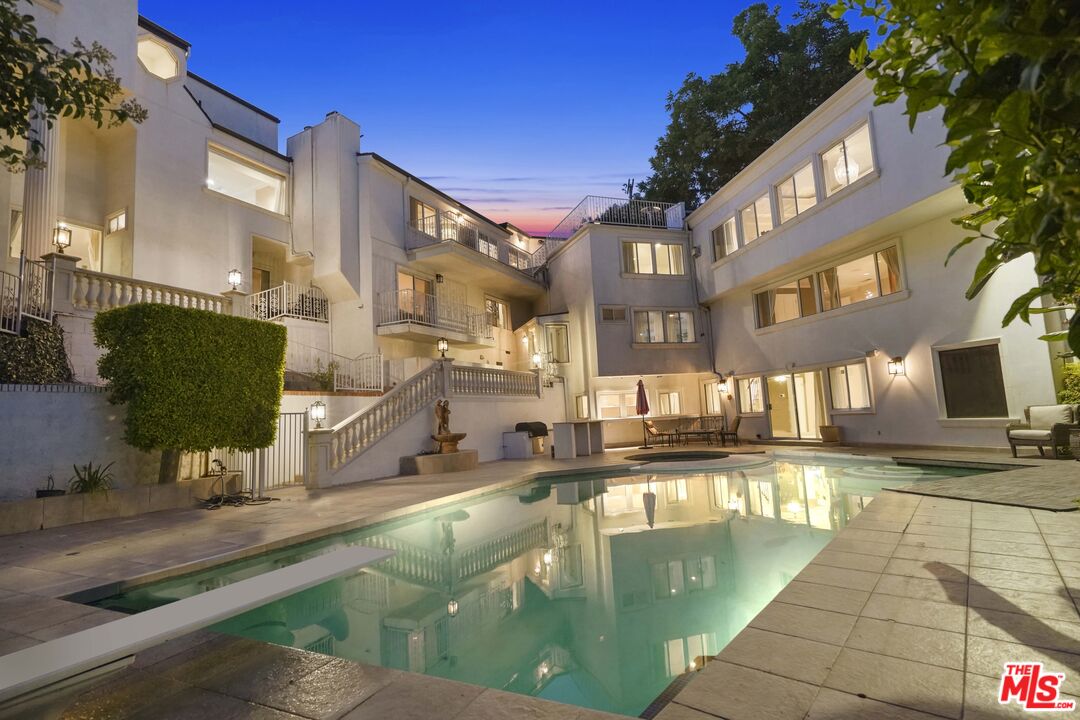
(0, 318, 74, 384)
(94, 305, 287, 452)
(1061, 363, 1080, 405)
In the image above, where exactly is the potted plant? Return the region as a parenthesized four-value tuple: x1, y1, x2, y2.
(69, 461, 114, 495)
(36, 474, 65, 498)
(1059, 364, 1080, 459)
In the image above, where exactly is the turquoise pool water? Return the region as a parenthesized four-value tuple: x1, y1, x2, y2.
(96, 453, 987, 716)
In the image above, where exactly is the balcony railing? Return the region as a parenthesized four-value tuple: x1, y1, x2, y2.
(71, 268, 222, 314)
(375, 289, 493, 341)
(247, 281, 329, 323)
(406, 212, 544, 273)
(545, 196, 686, 257)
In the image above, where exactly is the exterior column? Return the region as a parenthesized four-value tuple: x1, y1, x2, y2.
(21, 114, 61, 260)
(222, 289, 248, 317)
(43, 252, 79, 315)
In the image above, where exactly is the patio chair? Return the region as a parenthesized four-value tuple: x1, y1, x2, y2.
(1006, 404, 1079, 459)
(720, 416, 742, 447)
(644, 420, 677, 447)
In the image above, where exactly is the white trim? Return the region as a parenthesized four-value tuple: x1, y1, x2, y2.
(930, 337, 1011, 421)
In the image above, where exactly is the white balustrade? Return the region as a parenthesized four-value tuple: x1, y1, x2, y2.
(70, 269, 225, 314)
(450, 366, 541, 397)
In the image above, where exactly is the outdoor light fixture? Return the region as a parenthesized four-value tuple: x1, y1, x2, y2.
(447, 599, 459, 617)
(227, 268, 242, 290)
(543, 550, 553, 566)
(718, 374, 729, 395)
(435, 273, 444, 284)
(437, 338, 449, 358)
(53, 223, 71, 253)
(532, 352, 543, 368)
(309, 401, 326, 429)
(887, 356, 906, 376)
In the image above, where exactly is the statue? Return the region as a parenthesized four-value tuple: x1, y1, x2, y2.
(432, 398, 466, 454)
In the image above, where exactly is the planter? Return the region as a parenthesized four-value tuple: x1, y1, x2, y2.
(1070, 428, 1080, 461)
(35, 489, 66, 498)
(820, 425, 842, 445)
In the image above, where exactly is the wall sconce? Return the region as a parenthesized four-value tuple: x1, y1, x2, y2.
(437, 338, 449, 358)
(53, 223, 71, 253)
(435, 273, 444, 284)
(887, 356, 906, 376)
(521, 334, 529, 346)
(227, 268, 243, 290)
(718, 378, 729, 395)
(309, 400, 327, 429)
(447, 599, 459, 617)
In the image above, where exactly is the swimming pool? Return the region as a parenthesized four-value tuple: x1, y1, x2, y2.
(95, 453, 988, 716)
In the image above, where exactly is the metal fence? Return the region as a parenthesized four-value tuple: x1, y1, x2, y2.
(545, 196, 686, 257)
(248, 282, 329, 323)
(210, 412, 307, 493)
(0, 270, 18, 335)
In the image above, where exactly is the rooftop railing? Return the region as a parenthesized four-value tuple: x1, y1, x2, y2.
(544, 196, 686, 257)
(406, 211, 545, 274)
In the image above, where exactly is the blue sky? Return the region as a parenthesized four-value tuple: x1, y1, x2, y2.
(139, 1, 872, 232)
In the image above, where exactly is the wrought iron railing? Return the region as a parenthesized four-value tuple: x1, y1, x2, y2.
(406, 212, 545, 272)
(0, 270, 18, 335)
(285, 341, 384, 392)
(375, 289, 493, 341)
(209, 411, 307, 492)
(247, 281, 329, 323)
(18, 257, 52, 323)
(545, 196, 686, 257)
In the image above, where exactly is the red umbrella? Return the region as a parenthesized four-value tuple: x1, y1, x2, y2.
(636, 379, 651, 449)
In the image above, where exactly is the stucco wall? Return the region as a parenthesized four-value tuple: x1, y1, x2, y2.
(0, 384, 159, 500)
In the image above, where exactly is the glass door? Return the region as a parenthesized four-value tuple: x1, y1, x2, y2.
(766, 375, 798, 438)
(767, 371, 826, 440)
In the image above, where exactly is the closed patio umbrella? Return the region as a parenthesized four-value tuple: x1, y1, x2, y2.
(643, 477, 657, 529)
(636, 378, 651, 449)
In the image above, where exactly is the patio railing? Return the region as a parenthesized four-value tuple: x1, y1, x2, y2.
(247, 282, 329, 323)
(375, 289, 493, 341)
(545, 196, 686, 257)
(0, 270, 19, 335)
(286, 341, 384, 392)
(71, 269, 224, 314)
(406, 212, 545, 273)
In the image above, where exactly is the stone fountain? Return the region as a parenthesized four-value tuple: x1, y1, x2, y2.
(400, 399, 478, 475)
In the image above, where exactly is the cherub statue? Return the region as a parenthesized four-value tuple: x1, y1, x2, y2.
(435, 399, 451, 436)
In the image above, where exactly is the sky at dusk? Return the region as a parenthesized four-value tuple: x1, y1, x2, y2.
(138, 1, 874, 234)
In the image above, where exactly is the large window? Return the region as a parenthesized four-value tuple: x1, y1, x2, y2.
(545, 323, 570, 363)
(938, 343, 1009, 418)
(823, 123, 874, 196)
(819, 246, 902, 311)
(711, 217, 738, 260)
(740, 194, 773, 242)
(396, 270, 432, 318)
(622, 241, 685, 275)
(777, 163, 818, 223)
(738, 377, 764, 414)
(829, 362, 871, 410)
(207, 147, 286, 214)
(658, 391, 682, 416)
(633, 310, 695, 344)
(410, 198, 437, 235)
(703, 380, 722, 415)
(597, 392, 641, 419)
(485, 297, 510, 329)
(754, 275, 816, 328)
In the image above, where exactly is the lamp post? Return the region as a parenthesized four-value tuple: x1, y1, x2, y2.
(227, 268, 243, 291)
(309, 400, 326, 429)
(53, 223, 71, 254)
(437, 338, 449, 358)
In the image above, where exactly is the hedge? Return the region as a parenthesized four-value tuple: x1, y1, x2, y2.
(0, 318, 74, 384)
(94, 304, 287, 453)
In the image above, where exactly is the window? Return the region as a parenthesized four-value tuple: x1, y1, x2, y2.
(777, 163, 818, 223)
(600, 305, 627, 322)
(633, 310, 695, 344)
(8, 209, 22, 259)
(206, 147, 286, 214)
(485, 297, 510, 329)
(818, 246, 902, 312)
(477, 233, 499, 259)
(137, 38, 178, 80)
(397, 270, 432, 319)
(823, 123, 874, 196)
(754, 275, 816, 328)
(665, 479, 688, 503)
(829, 362, 871, 410)
(938, 343, 1009, 418)
(597, 392, 641, 419)
(410, 198, 437, 235)
(738, 377, 764, 414)
(703, 380, 722, 415)
(658, 391, 682, 416)
(575, 394, 590, 419)
(652, 559, 717, 601)
(711, 217, 738, 260)
(106, 211, 126, 234)
(740, 194, 773, 242)
(545, 324, 570, 363)
(621, 241, 685, 275)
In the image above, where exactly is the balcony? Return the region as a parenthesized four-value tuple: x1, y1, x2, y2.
(375, 289, 494, 348)
(545, 196, 686, 257)
(247, 281, 329, 323)
(405, 212, 546, 300)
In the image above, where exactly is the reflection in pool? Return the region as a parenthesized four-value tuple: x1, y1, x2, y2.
(96, 454, 985, 716)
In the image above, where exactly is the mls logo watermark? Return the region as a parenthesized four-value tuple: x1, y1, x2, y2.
(999, 663, 1076, 712)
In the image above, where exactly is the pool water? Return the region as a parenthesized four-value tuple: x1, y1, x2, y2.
(96, 453, 987, 716)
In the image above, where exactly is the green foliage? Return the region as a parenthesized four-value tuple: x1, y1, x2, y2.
(833, 0, 1080, 356)
(94, 305, 287, 453)
(0, 318, 73, 383)
(0, 0, 147, 170)
(68, 461, 113, 495)
(1060, 364, 1080, 405)
(637, 2, 866, 207)
(311, 358, 338, 392)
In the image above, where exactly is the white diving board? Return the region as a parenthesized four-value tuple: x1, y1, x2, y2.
(0, 544, 394, 717)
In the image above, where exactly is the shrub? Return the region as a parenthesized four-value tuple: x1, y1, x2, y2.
(0, 318, 74, 384)
(1060, 364, 1080, 405)
(94, 305, 287, 475)
(69, 461, 114, 495)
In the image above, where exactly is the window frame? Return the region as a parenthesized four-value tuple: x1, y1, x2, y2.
(739, 193, 773, 243)
(932, 339, 1011, 420)
(106, 209, 127, 235)
(632, 308, 697, 345)
(205, 144, 289, 216)
(657, 390, 682, 416)
(136, 36, 180, 81)
(596, 390, 644, 419)
(711, 217, 738, 261)
(545, 323, 570, 364)
(621, 240, 688, 277)
(776, 162, 819, 224)
(827, 360, 874, 413)
(820, 120, 877, 198)
(600, 305, 628, 323)
(736, 376, 765, 415)
(484, 296, 511, 330)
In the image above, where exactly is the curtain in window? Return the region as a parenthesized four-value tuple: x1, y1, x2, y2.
(876, 247, 902, 295)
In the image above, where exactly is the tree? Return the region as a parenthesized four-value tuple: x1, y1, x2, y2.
(0, 0, 147, 170)
(833, 0, 1080, 356)
(637, 2, 866, 208)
